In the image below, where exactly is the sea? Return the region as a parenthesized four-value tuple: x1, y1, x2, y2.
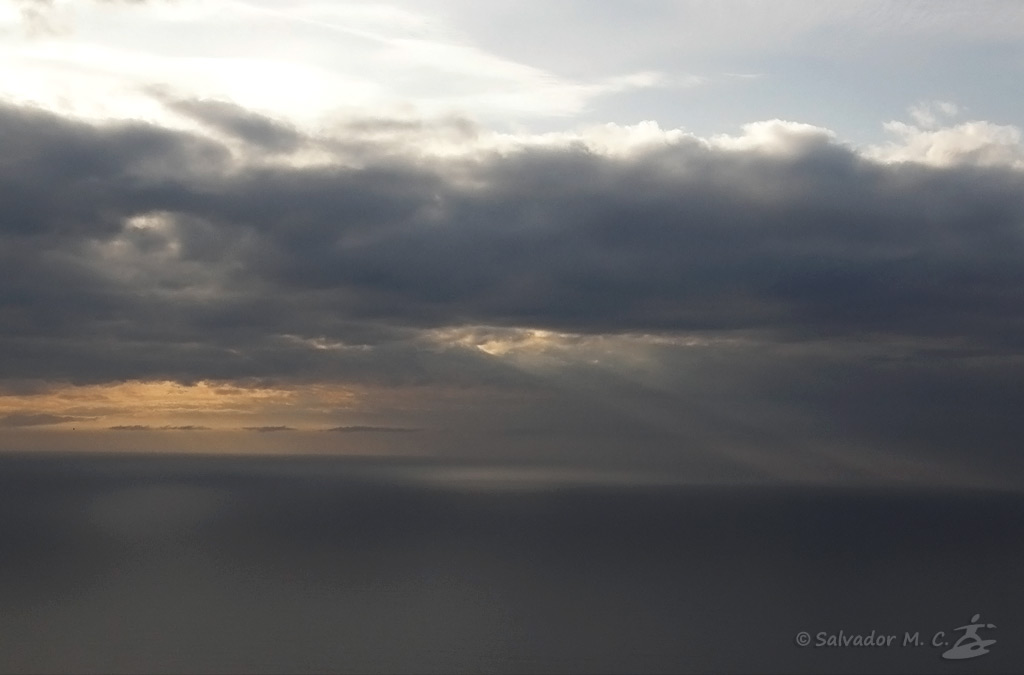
(0, 452, 1020, 674)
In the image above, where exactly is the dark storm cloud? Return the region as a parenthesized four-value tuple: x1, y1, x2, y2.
(163, 131, 1024, 348)
(3, 100, 1023, 483)
(2, 99, 1023, 391)
(0, 102, 227, 238)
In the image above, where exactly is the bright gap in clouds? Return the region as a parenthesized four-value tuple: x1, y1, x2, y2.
(0, 0, 678, 129)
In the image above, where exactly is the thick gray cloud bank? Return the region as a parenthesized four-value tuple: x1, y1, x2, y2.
(3, 103, 1022, 354)
(2, 101, 1023, 483)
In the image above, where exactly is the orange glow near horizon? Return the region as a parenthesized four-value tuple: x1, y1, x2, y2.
(0, 378, 513, 457)
(0, 380, 360, 431)
(0, 374, 550, 455)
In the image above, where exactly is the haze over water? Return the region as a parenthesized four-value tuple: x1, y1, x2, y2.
(0, 453, 1020, 674)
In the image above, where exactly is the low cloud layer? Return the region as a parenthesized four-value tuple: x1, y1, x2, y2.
(326, 426, 422, 434)
(0, 412, 80, 427)
(109, 424, 210, 431)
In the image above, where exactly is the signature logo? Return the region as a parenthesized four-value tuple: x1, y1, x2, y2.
(940, 614, 997, 660)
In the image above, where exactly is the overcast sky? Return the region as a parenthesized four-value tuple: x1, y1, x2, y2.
(1, 0, 1023, 488)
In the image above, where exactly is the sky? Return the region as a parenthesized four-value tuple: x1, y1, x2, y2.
(2, 0, 1024, 488)
(2, 3, 1024, 672)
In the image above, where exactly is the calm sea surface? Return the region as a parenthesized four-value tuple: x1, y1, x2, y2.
(0, 453, 1020, 673)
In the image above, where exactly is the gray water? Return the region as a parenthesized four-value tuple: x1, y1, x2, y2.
(0, 453, 1020, 673)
